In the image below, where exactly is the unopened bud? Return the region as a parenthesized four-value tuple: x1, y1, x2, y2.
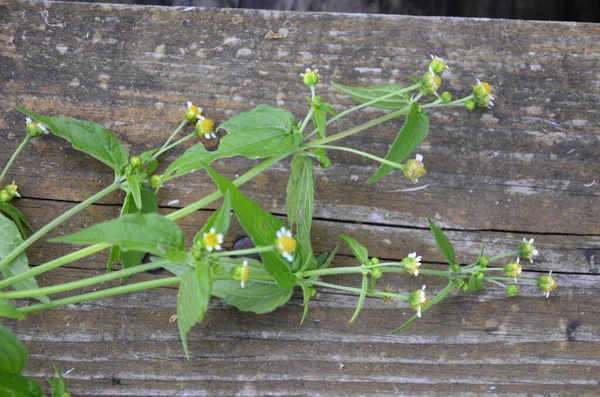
(371, 267, 383, 280)
(440, 91, 452, 102)
(506, 284, 519, 297)
(129, 156, 142, 169)
(149, 174, 162, 189)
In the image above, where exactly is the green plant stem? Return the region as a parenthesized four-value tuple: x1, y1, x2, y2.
(153, 132, 196, 159)
(486, 278, 508, 288)
(487, 277, 537, 284)
(162, 119, 187, 149)
(421, 95, 474, 109)
(213, 271, 274, 283)
(299, 108, 314, 135)
(0, 260, 170, 299)
(0, 135, 31, 184)
(489, 250, 519, 261)
(305, 106, 411, 147)
(0, 182, 121, 273)
(0, 156, 284, 289)
(17, 276, 181, 314)
(307, 279, 409, 301)
(209, 245, 274, 258)
(305, 144, 405, 170)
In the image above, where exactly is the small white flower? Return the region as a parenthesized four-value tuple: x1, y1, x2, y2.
(275, 227, 296, 262)
(415, 154, 423, 163)
(300, 67, 319, 77)
(203, 227, 224, 252)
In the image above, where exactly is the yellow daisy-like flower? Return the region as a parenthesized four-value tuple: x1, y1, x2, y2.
(409, 285, 430, 318)
(185, 101, 203, 122)
(275, 227, 297, 262)
(203, 227, 223, 252)
(232, 260, 249, 288)
(402, 252, 422, 276)
(195, 118, 216, 139)
(473, 79, 495, 109)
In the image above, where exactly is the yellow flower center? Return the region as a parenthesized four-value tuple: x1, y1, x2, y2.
(189, 105, 201, 115)
(277, 235, 297, 255)
(479, 82, 492, 95)
(200, 118, 214, 134)
(239, 265, 249, 284)
(203, 232, 219, 248)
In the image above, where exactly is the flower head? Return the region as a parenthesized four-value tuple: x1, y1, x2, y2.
(538, 271, 558, 298)
(503, 258, 522, 281)
(473, 79, 495, 109)
(421, 70, 442, 96)
(402, 252, 422, 276)
(195, 118, 216, 139)
(409, 285, 430, 318)
(4, 181, 20, 198)
(203, 227, 224, 252)
(404, 154, 426, 183)
(149, 174, 162, 189)
(25, 116, 48, 137)
(275, 227, 297, 262)
(300, 67, 319, 86)
(232, 260, 249, 288)
(185, 101, 203, 122)
(518, 238, 539, 263)
(429, 55, 450, 76)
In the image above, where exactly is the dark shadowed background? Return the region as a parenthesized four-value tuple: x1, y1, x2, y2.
(57, 0, 600, 22)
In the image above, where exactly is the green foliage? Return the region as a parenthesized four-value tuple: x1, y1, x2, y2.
(177, 262, 212, 359)
(0, 214, 49, 304)
(193, 191, 232, 247)
(47, 364, 69, 397)
(427, 217, 456, 267)
(125, 172, 143, 210)
(349, 273, 369, 323)
(0, 371, 44, 397)
(206, 166, 296, 289)
(16, 107, 129, 176)
(52, 212, 186, 262)
(339, 234, 369, 265)
(0, 324, 28, 373)
(368, 102, 429, 183)
(331, 82, 410, 110)
(0, 203, 33, 239)
(0, 300, 24, 320)
(164, 105, 302, 179)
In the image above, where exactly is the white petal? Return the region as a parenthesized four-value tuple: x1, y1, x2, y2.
(26, 116, 32, 123)
(206, 246, 213, 252)
(529, 238, 534, 244)
(417, 307, 422, 318)
(242, 260, 248, 267)
(215, 245, 222, 251)
(205, 133, 210, 139)
(516, 257, 520, 264)
(210, 132, 217, 139)
(39, 124, 49, 133)
(415, 256, 422, 262)
(414, 269, 419, 276)
(533, 249, 539, 256)
(408, 252, 416, 258)
(276, 230, 283, 238)
(203, 233, 208, 239)
(415, 154, 423, 162)
(217, 234, 224, 244)
(210, 228, 216, 234)
(285, 230, 292, 237)
(241, 281, 245, 288)
(186, 101, 192, 108)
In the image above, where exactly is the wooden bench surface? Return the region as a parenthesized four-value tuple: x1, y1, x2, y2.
(1, 1, 599, 395)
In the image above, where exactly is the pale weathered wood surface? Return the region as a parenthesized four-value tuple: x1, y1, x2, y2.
(1, 1, 599, 396)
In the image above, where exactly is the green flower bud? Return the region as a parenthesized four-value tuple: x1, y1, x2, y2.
(301, 68, 319, 86)
(506, 284, 519, 297)
(129, 156, 142, 169)
(465, 100, 475, 111)
(4, 182, 20, 198)
(409, 285, 429, 318)
(191, 245, 203, 260)
(185, 101, 202, 123)
(420, 70, 442, 95)
(0, 189, 12, 203)
(451, 263, 461, 273)
(404, 154, 426, 183)
(538, 271, 558, 298)
(25, 117, 48, 138)
(149, 174, 162, 189)
(401, 252, 422, 276)
(503, 259, 522, 279)
(309, 286, 317, 297)
(370, 257, 380, 265)
(468, 275, 484, 291)
(472, 79, 495, 108)
(429, 55, 449, 76)
(371, 267, 383, 280)
(475, 271, 485, 280)
(518, 238, 539, 263)
(460, 282, 470, 292)
(212, 264, 225, 276)
(440, 91, 452, 102)
(478, 256, 490, 268)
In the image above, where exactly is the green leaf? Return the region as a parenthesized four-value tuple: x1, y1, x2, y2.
(16, 107, 129, 175)
(0, 324, 28, 373)
(427, 218, 456, 266)
(339, 235, 369, 265)
(51, 212, 185, 262)
(319, 246, 338, 271)
(390, 282, 455, 334)
(287, 153, 316, 272)
(468, 274, 484, 292)
(177, 262, 212, 359)
(47, 364, 69, 397)
(331, 81, 410, 110)
(308, 148, 331, 169)
(0, 371, 44, 397)
(312, 107, 327, 139)
(193, 191, 232, 247)
(212, 258, 293, 314)
(367, 102, 429, 184)
(0, 300, 25, 320)
(125, 172, 143, 210)
(205, 166, 295, 289)
(300, 283, 311, 324)
(349, 274, 369, 323)
(164, 105, 302, 178)
(0, 214, 49, 304)
(0, 203, 33, 239)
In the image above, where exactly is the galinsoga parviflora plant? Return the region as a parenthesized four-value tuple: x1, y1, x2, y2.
(0, 56, 558, 393)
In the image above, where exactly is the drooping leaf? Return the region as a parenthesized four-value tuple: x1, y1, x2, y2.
(287, 153, 316, 272)
(0, 203, 33, 239)
(312, 107, 327, 139)
(427, 217, 456, 267)
(0, 300, 25, 320)
(177, 262, 212, 359)
(0, 214, 49, 304)
(51, 212, 186, 262)
(0, 371, 44, 396)
(308, 148, 331, 169)
(390, 282, 455, 334)
(205, 166, 295, 289)
(212, 258, 293, 314)
(164, 105, 302, 179)
(16, 107, 129, 175)
(318, 246, 338, 271)
(47, 364, 69, 397)
(368, 102, 429, 183)
(0, 324, 28, 373)
(125, 172, 143, 210)
(349, 274, 369, 323)
(339, 234, 369, 265)
(193, 191, 232, 247)
(468, 274, 484, 292)
(331, 81, 410, 110)
(300, 283, 312, 324)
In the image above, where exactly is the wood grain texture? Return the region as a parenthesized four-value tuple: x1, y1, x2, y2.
(0, 1, 599, 395)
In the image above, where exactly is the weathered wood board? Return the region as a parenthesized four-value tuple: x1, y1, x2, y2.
(0, 1, 599, 395)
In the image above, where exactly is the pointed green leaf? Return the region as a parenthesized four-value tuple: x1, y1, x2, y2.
(126, 172, 143, 210)
(339, 235, 369, 265)
(193, 191, 232, 247)
(468, 274, 484, 291)
(48, 364, 69, 397)
(205, 167, 295, 289)
(165, 105, 302, 179)
(312, 107, 327, 139)
(0, 203, 33, 239)
(51, 212, 185, 262)
(177, 262, 212, 359)
(390, 283, 455, 334)
(349, 274, 369, 323)
(331, 81, 410, 110)
(300, 283, 311, 324)
(0, 300, 25, 320)
(0, 214, 49, 304)
(427, 217, 456, 266)
(16, 107, 129, 175)
(0, 371, 44, 396)
(212, 258, 292, 314)
(308, 148, 331, 169)
(368, 102, 429, 183)
(0, 324, 28, 373)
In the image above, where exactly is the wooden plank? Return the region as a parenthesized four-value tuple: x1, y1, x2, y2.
(0, 1, 599, 396)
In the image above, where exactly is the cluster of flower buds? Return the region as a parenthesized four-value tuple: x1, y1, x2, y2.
(185, 101, 217, 140)
(465, 79, 495, 110)
(420, 55, 449, 96)
(0, 181, 20, 203)
(25, 117, 49, 138)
